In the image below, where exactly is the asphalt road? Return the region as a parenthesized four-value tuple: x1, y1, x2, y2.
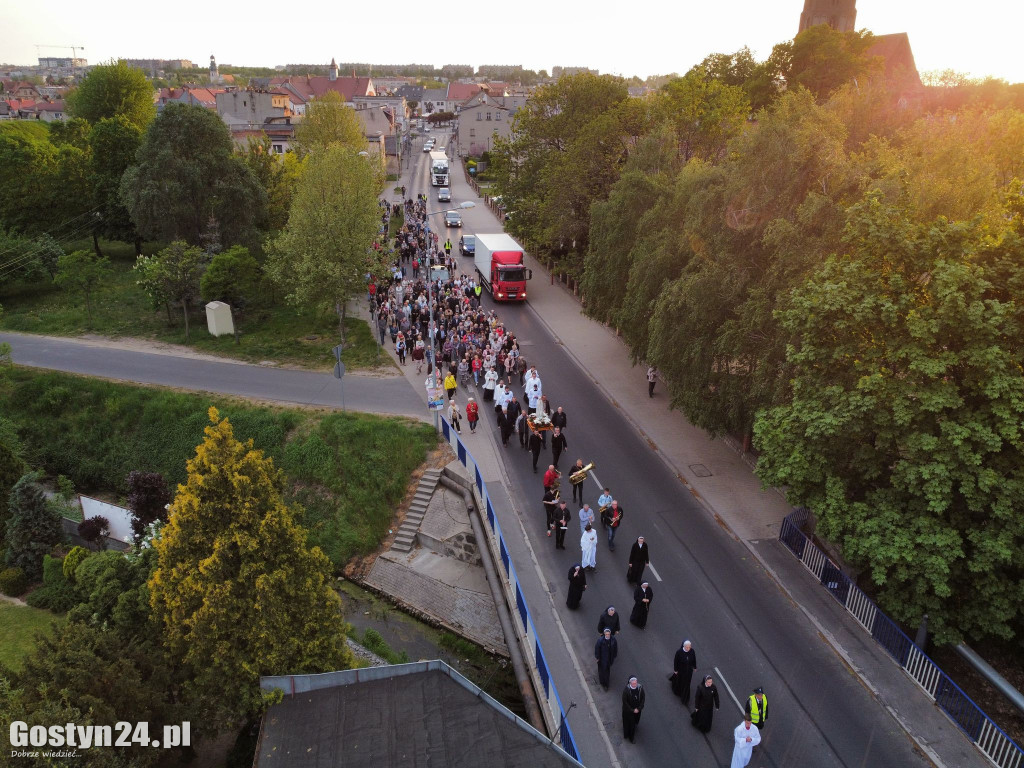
(0, 332, 426, 422)
(420, 132, 925, 768)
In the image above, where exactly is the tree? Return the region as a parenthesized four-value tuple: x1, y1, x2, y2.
(0, 438, 26, 548)
(133, 241, 205, 341)
(78, 516, 110, 548)
(781, 26, 881, 102)
(200, 245, 260, 308)
(266, 146, 383, 340)
(294, 91, 364, 156)
(125, 471, 171, 538)
(65, 60, 156, 130)
(8, 620, 177, 768)
(149, 408, 352, 728)
(657, 68, 750, 163)
(54, 250, 111, 327)
(5, 472, 63, 581)
(89, 116, 143, 251)
(754, 195, 1024, 644)
(120, 103, 266, 248)
(237, 135, 305, 232)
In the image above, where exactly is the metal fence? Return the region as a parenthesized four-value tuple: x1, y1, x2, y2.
(438, 416, 581, 761)
(779, 512, 1024, 768)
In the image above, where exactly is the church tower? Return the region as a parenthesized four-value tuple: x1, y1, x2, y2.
(798, 0, 857, 34)
(209, 54, 220, 84)
(329, 57, 338, 82)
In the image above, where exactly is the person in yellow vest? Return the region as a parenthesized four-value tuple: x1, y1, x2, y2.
(744, 687, 768, 731)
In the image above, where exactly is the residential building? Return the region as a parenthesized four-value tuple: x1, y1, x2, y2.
(216, 89, 289, 129)
(2, 81, 40, 100)
(38, 57, 87, 69)
(445, 81, 482, 103)
(352, 94, 408, 129)
(37, 99, 67, 122)
(395, 84, 424, 104)
(552, 66, 598, 78)
(157, 86, 226, 111)
(420, 88, 449, 115)
(455, 90, 515, 157)
(355, 106, 400, 173)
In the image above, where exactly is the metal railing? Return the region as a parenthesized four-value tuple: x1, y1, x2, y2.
(779, 512, 1024, 768)
(437, 415, 581, 761)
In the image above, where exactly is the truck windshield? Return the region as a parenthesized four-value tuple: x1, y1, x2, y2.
(499, 267, 526, 282)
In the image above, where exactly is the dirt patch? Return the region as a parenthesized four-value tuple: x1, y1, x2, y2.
(344, 441, 456, 581)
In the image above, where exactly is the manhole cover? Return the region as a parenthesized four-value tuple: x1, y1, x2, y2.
(689, 463, 712, 478)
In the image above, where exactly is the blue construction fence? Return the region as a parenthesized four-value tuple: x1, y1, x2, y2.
(780, 510, 1023, 768)
(438, 416, 581, 762)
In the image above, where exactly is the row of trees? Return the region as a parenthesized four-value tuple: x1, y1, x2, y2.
(492, 26, 1024, 645)
(1, 410, 352, 762)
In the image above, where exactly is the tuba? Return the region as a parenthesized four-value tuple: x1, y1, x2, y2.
(569, 462, 594, 485)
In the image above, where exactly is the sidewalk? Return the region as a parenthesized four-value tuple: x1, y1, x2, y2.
(445, 166, 993, 768)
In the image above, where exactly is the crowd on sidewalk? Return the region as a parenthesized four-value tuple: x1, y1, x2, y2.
(368, 192, 769, 764)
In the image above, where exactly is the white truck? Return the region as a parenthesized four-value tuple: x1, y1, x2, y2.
(429, 150, 449, 186)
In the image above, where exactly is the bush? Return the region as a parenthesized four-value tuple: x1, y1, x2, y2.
(0, 567, 27, 597)
(63, 545, 90, 581)
(78, 516, 110, 547)
(25, 554, 78, 612)
(360, 627, 409, 665)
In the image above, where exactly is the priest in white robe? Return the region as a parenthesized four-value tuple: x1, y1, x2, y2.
(730, 718, 761, 768)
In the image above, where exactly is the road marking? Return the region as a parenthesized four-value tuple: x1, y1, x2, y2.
(589, 469, 604, 491)
(647, 563, 663, 582)
(714, 666, 744, 713)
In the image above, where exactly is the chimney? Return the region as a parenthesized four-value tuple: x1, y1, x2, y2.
(329, 58, 338, 82)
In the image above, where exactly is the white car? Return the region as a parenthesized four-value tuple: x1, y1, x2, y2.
(422, 143, 433, 152)
(438, 187, 451, 202)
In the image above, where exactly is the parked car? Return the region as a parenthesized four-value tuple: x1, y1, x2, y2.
(459, 234, 475, 256)
(438, 187, 451, 202)
(444, 211, 462, 227)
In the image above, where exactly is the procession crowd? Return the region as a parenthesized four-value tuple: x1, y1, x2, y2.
(368, 191, 767, 767)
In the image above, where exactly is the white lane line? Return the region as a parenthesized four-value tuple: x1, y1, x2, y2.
(714, 666, 744, 713)
(589, 469, 604, 491)
(647, 563, 663, 582)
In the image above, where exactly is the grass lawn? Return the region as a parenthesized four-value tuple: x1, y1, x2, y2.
(0, 602, 63, 671)
(0, 238, 393, 372)
(1, 367, 437, 568)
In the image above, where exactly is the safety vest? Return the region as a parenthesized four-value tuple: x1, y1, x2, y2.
(747, 694, 767, 724)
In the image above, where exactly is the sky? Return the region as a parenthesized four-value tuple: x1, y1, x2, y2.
(2, 0, 1022, 84)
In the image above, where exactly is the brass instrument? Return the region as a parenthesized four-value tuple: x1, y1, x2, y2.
(569, 462, 594, 485)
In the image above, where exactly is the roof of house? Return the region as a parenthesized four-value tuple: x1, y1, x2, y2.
(256, 663, 582, 768)
(446, 81, 482, 101)
(396, 84, 424, 100)
(270, 75, 375, 103)
(37, 100, 65, 112)
(420, 88, 448, 104)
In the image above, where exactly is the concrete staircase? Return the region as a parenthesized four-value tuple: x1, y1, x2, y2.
(391, 468, 443, 553)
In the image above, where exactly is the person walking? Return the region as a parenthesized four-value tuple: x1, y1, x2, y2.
(594, 628, 618, 690)
(529, 430, 544, 472)
(578, 503, 595, 534)
(543, 464, 561, 494)
(691, 675, 720, 733)
(555, 501, 571, 550)
(569, 458, 586, 504)
(396, 334, 407, 365)
(483, 366, 497, 402)
(621, 677, 646, 744)
(597, 487, 612, 519)
(443, 371, 457, 400)
(543, 490, 559, 535)
(551, 405, 567, 431)
(581, 523, 598, 569)
(671, 640, 697, 705)
(730, 719, 762, 768)
(465, 397, 479, 433)
(550, 426, 568, 469)
(629, 581, 654, 629)
(626, 536, 649, 584)
(566, 564, 587, 610)
(597, 605, 621, 635)
(647, 366, 658, 398)
(447, 399, 462, 435)
(744, 687, 768, 731)
(605, 500, 623, 551)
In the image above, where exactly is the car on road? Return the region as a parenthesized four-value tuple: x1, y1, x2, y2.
(459, 234, 475, 256)
(444, 211, 462, 227)
(422, 143, 433, 152)
(438, 187, 451, 202)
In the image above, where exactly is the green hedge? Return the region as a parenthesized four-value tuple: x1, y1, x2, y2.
(0, 368, 437, 567)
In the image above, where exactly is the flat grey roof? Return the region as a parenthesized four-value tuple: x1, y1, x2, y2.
(257, 664, 580, 768)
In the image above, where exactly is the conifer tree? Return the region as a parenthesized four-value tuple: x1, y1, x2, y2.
(149, 408, 351, 728)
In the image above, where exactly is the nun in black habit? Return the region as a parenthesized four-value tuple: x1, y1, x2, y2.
(566, 564, 587, 609)
(629, 582, 654, 629)
(625, 536, 649, 584)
